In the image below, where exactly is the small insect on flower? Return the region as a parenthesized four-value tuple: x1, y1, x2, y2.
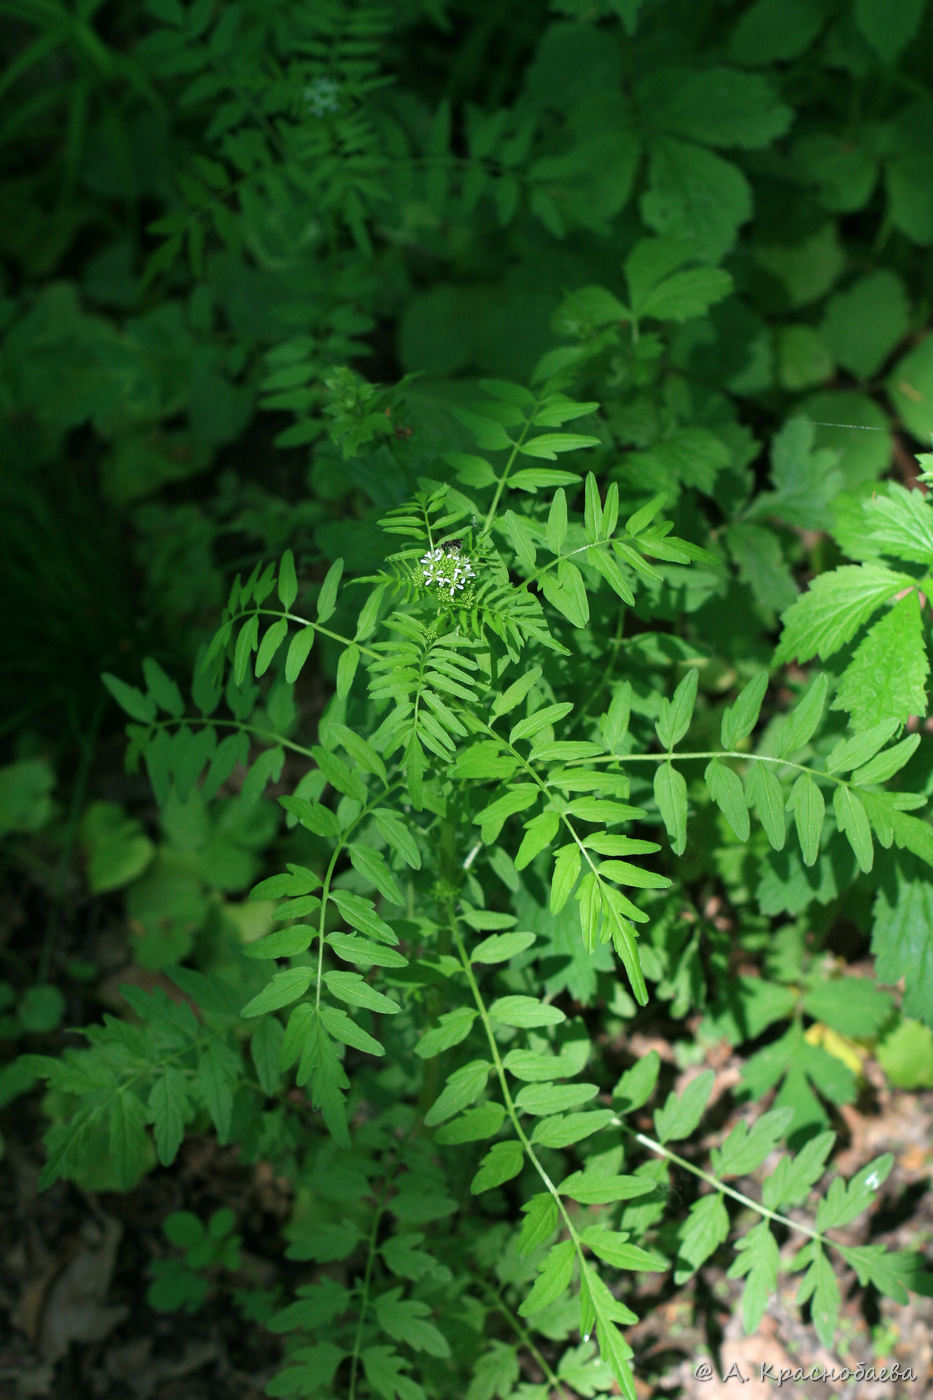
(444, 539, 462, 554)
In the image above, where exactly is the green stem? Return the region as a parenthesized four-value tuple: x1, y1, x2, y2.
(479, 1280, 569, 1396)
(449, 916, 587, 1275)
(618, 1123, 823, 1244)
(481, 417, 537, 538)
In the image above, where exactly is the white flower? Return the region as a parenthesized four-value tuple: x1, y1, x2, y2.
(305, 76, 341, 117)
(420, 547, 476, 595)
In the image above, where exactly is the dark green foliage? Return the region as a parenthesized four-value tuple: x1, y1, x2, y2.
(5, 0, 933, 1395)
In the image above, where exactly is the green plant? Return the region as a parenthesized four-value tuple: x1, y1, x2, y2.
(24, 388, 933, 1392)
(148, 1206, 242, 1313)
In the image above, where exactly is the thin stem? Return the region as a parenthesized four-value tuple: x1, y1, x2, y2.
(480, 1280, 569, 1396)
(449, 917, 583, 1262)
(481, 417, 537, 538)
(619, 1123, 823, 1243)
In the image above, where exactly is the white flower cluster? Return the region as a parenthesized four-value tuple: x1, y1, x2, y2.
(305, 76, 341, 117)
(421, 546, 476, 597)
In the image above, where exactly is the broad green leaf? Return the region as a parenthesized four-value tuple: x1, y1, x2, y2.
(424, 1060, 491, 1126)
(534, 396, 600, 427)
(559, 1172, 653, 1204)
(254, 618, 287, 677)
(433, 1101, 506, 1145)
(637, 266, 733, 322)
(489, 996, 566, 1028)
(654, 762, 687, 854)
(471, 930, 536, 963)
(330, 890, 397, 944)
(372, 809, 420, 867)
(323, 972, 400, 1017)
(655, 668, 698, 750)
(277, 549, 298, 610)
(470, 1140, 524, 1194)
(316, 558, 344, 622)
(727, 1222, 779, 1334)
(581, 1228, 667, 1271)
(514, 810, 560, 870)
(267, 1345, 345, 1396)
(613, 1051, 660, 1112)
(490, 666, 542, 719)
(354, 585, 384, 641)
(655, 67, 792, 150)
(102, 672, 157, 724)
(654, 1068, 714, 1143)
(518, 1239, 575, 1317)
(835, 1243, 919, 1305)
(816, 1154, 893, 1232)
(251, 1016, 285, 1092)
(108, 1093, 150, 1190)
(595, 1319, 636, 1400)
(775, 564, 910, 664)
(546, 488, 568, 553)
(705, 759, 749, 841)
(148, 1069, 188, 1167)
(243, 925, 314, 960)
(320, 1006, 385, 1058)
(833, 786, 873, 873)
(285, 626, 315, 682)
(540, 560, 589, 627)
(597, 859, 670, 890)
(786, 773, 824, 866)
(233, 615, 259, 685)
(674, 1192, 730, 1283)
(336, 643, 360, 700)
(510, 702, 573, 744)
(720, 672, 768, 748)
(142, 657, 184, 717)
(519, 433, 599, 459)
(588, 546, 636, 605)
(833, 593, 928, 729)
(745, 762, 786, 850)
(640, 138, 752, 263)
(779, 672, 829, 754)
(453, 405, 513, 450)
(503, 1044, 588, 1082)
(414, 1007, 478, 1059)
(583, 473, 602, 541)
(821, 272, 910, 380)
(241, 967, 313, 1018)
(327, 933, 408, 968)
(348, 844, 404, 905)
(198, 1041, 235, 1142)
(550, 842, 582, 913)
(762, 1131, 835, 1210)
(514, 1081, 599, 1116)
(530, 1109, 614, 1148)
(239, 745, 284, 809)
(855, 0, 925, 61)
(797, 1245, 841, 1349)
(711, 1108, 793, 1176)
(280, 795, 341, 838)
(374, 1288, 450, 1358)
(851, 733, 920, 786)
(802, 977, 894, 1039)
(857, 484, 930, 565)
(826, 719, 897, 774)
(517, 1192, 559, 1257)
